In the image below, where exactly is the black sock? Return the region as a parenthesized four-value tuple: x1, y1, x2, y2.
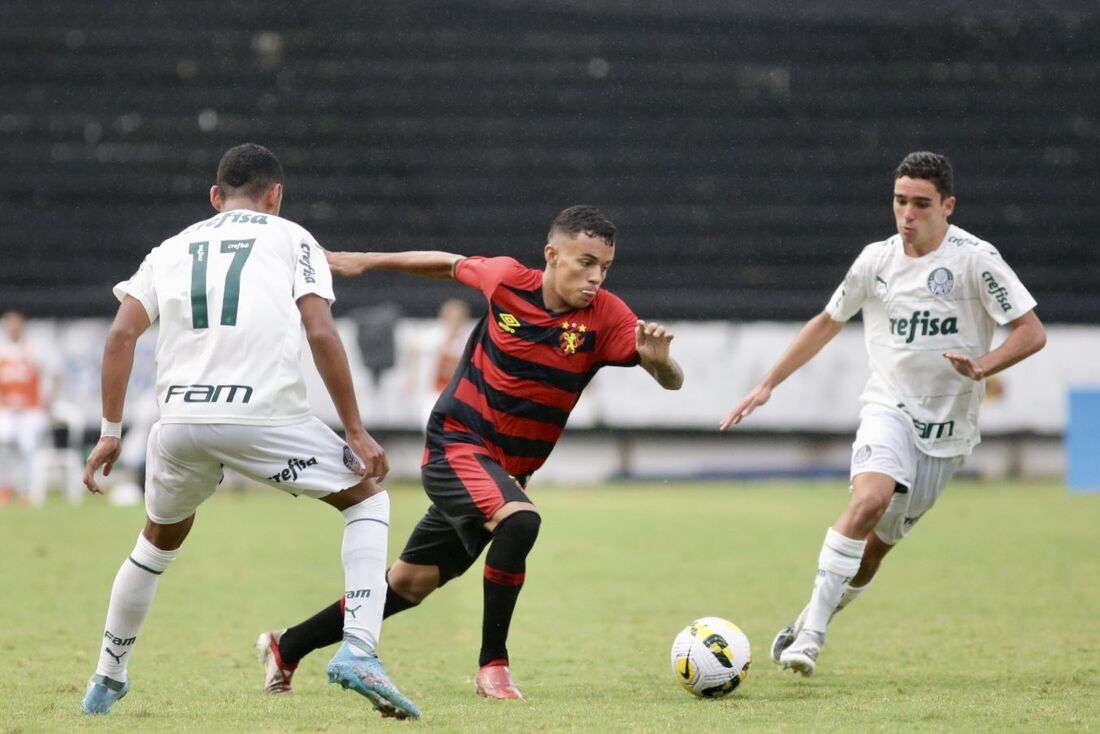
(479, 511, 540, 667)
(277, 599, 344, 665)
(383, 585, 419, 618)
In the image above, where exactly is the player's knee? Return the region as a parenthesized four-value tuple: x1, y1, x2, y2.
(849, 487, 892, 526)
(387, 563, 439, 603)
(492, 510, 541, 553)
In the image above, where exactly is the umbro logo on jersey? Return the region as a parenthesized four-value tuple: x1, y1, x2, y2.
(889, 311, 958, 344)
(496, 312, 522, 334)
(981, 272, 1013, 312)
(268, 456, 318, 483)
(165, 383, 254, 404)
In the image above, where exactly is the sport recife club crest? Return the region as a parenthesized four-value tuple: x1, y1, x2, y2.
(559, 321, 588, 355)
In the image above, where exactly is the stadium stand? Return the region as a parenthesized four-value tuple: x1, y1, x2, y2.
(1, 0, 1097, 321)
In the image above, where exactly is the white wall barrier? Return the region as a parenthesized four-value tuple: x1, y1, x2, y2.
(15, 318, 1095, 480)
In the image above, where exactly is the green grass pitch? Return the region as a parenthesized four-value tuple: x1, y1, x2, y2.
(1, 479, 1097, 732)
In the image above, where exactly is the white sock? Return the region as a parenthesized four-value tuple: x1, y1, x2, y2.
(836, 577, 874, 614)
(341, 491, 390, 653)
(95, 533, 179, 681)
(801, 528, 865, 640)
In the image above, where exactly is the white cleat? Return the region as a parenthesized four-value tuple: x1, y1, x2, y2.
(779, 632, 823, 677)
(256, 629, 297, 694)
(770, 606, 808, 665)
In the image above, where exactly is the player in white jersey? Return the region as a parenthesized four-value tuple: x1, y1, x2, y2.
(720, 152, 1046, 676)
(79, 144, 419, 719)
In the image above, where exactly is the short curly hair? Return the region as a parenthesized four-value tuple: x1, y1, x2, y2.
(895, 152, 953, 199)
(216, 143, 283, 199)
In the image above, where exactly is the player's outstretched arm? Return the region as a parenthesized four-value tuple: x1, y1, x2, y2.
(298, 294, 389, 482)
(719, 310, 843, 430)
(944, 309, 1046, 380)
(635, 320, 683, 390)
(84, 296, 150, 494)
(326, 250, 463, 280)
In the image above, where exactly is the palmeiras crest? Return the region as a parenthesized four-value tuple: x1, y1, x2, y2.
(927, 267, 955, 297)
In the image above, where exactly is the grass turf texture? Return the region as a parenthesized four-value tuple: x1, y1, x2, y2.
(1, 480, 1097, 733)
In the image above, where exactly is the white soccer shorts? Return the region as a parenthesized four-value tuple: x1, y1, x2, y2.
(144, 417, 364, 524)
(849, 404, 964, 545)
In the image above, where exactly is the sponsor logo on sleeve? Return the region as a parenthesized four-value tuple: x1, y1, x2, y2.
(981, 271, 1013, 312)
(299, 243, 317, 284)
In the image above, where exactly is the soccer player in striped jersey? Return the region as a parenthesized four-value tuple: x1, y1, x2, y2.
(256, 205, 683, 699)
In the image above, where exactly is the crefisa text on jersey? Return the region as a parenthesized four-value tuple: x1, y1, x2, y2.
(299, 243, 317, 284)
(888, 311, 959, 343)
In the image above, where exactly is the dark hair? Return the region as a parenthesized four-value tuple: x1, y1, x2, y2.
(216, 143, 283, 199)
(894, 151, 954, 199)
(548, 205, 615, 246)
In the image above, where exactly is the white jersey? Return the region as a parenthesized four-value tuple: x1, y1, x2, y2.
(114, 208, 334, 425)
(826, 224, 1036, 457)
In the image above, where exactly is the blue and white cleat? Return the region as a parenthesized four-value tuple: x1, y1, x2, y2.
(80, 674, 130, 715)
(327, 635, 420, 720)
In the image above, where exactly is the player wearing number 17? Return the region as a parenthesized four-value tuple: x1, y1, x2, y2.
(79, 144, 418, 719)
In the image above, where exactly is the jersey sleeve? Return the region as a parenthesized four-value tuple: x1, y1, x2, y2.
(598, 293, 641, 366)
(825, 247, 874, 322)
(973, 247, 1037, 324)
(293, 228, 335, 304)
(112, 252, 159, 323)
(454, 256, 524, 297)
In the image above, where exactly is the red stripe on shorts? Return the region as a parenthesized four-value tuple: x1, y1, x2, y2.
(442, 442, 514, 517)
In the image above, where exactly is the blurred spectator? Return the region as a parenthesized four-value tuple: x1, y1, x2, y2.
(432, 299, 472, 392)
(403, 299, 472, 423)
(0, 311, 55, 506)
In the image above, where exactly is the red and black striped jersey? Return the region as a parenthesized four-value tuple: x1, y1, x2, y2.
(425, 256, 640, 478)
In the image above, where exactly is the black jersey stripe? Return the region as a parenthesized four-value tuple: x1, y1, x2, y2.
(465, 361, 572, 427)
(501, 284, 549, 310)
(432, 396, 558, 459)
(480, 334, 597, 393)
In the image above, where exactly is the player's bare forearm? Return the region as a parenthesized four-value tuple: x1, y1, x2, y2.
(303, 319, 389, 480)
(759, 310, 844, 390)
(326, 250, 462, 280)
(721, 310, 842, 430)
(945, 310, 1046, 380)
(307, 324, 364, 433)
(642, 357, 684, 390)
(100, 297, 150, 421)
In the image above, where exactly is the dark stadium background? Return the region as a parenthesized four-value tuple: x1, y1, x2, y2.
(2, 0, 1098, 323)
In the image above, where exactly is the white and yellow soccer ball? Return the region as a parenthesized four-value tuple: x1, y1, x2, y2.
(670, 617, 751, 698)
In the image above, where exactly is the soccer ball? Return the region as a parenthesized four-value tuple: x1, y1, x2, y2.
(670, 617, 751, 698)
